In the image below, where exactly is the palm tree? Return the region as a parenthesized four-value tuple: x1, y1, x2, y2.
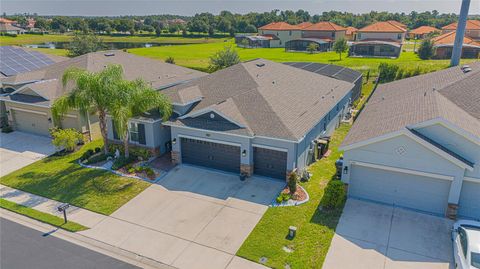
(110, 79, 172, 158)
(52, 65, 123, 154)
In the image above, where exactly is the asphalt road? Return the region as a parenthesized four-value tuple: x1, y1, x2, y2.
(0, 218, 140, 269)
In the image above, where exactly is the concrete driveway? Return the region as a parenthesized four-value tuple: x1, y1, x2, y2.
(0, 132, 55, 177)
(323, 199, 454, 269)
(80, 165, 285, 269)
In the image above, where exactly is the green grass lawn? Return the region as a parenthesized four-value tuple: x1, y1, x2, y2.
(129, 40, 476, 75)
(0, 198, 88, 232)
(0, 33, 228, 46)
(237, 124, 350, 269)
(0, 140, 150, 215)
(30, 48, 69, 57)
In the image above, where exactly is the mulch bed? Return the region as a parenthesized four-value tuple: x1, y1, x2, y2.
(281, 185, 307, 202)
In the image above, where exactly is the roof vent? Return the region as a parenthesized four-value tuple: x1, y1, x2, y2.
(462, 67, 472, 73)
(104, 53, 115, 57)
(256, 63, 265, 67)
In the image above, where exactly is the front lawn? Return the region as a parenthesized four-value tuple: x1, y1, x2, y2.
(237, 124, 350, 269)
(0, 140, 150, 215)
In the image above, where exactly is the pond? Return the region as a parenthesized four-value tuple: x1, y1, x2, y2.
(24, 42, 190, 50)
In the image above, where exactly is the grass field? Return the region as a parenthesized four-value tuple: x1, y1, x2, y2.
(0, 33, 228, 46)
(129, 40, 476, 74)
(237, 124, 350, 269)
(0, 198, 88, 232)
(0, 140, 150, 215)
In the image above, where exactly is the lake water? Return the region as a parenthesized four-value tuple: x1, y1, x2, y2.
(24, 42, 189, 50)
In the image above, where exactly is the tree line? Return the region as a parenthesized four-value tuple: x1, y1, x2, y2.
(5, 10, 479, 36)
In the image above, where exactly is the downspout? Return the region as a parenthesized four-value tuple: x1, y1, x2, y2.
(450, 0, 471, 66)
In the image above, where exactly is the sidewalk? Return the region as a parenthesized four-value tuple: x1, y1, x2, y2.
(0, 184, 106, 228)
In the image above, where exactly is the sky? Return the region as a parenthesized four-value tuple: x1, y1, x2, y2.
(2, 0, 479, 16)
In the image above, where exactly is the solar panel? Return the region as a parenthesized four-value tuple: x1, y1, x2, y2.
(284, 62, 362, 85)
(0, 46, 59, 77)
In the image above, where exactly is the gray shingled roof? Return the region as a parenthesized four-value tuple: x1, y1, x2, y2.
(342, 61, 480, 147)
(163, 59, 355, 141)
(1, 51, 206, 106)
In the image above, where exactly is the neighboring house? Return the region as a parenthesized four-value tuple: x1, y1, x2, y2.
(0, 23, 25, 34)
(257, 22, 303, 47)
(442, 20, 480, 41)
(408, 25, 440, 39)
(0, 51, 205, 143)
(345, 26, 358, 41)
(339, 62, 480, 220)
(234, 34, 277, 48)
(350, 21, 407, 58)
(143, 59, 356, 180)
(432, 31, 480, 59)
(285, 22, 347, 52)
(0, 18, 16, 25)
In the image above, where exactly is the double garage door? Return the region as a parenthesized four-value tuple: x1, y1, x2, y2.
(349, 164, 451, 216)
(12, 109, 50, 136)
(180, 138, 287, 179)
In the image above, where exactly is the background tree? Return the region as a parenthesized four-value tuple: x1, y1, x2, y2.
(67, 32, 105, 57)
(52, 65, 124, 154)
(240, 38, 249, 48)
(110, 79, 172, 158)
(333, 38, 349, 60)
(306, 42, 319, 54)
(208, 46, 240, 72)
(417, 38, 435, 60)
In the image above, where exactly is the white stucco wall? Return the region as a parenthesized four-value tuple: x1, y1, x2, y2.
(259, 29, 302, 47)
(357, 32, 405, 42)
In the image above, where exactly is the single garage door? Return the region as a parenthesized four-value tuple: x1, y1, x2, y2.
(458, 180, 480, 220)
(181, 138, 240, 173)
(253, 147, 287, 179)
(349, 164, 451, 215)
(12, 109, 50, 136)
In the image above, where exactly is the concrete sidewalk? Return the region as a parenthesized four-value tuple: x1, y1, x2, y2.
(0, 184, 106, 228)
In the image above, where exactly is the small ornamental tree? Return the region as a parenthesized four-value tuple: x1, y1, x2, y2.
(378, 62, 399, 83)
(240, 38, 249, 48)
(208, 46, 240, 72)
(288, 172, 298, 194)
(333, 38, 349, 60)
(418, 38, 435, 60)
(307, 42, 319, 54)
(51, 128, 83, 152)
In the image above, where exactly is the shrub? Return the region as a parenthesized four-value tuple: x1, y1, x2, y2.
(85, 153, 111, 164)
(51, 128, 83, 152)
(94, 147, 101, 153)
(165, 56, 175, 64)
(145, 168, 155, 178)
(1, 125, 13, 133)
(276, 192, 291, 203)
(378, 63, 399, 83)
(321, 180, 346, 209)
(108, 144, 152, 160)
(418, 38, 435, 60)
(208, 46, 240, 72)
(127, 167, 136, 174)
(287, 172, 298, 194)
(111, 156, 135, 170)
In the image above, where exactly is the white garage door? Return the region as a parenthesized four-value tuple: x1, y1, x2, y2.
(349, 164, 451, 215)
(458, 180, 480, 221)
(12, 109, 50, 136)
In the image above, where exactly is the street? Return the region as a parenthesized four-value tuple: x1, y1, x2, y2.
(0, 217, 140, 269)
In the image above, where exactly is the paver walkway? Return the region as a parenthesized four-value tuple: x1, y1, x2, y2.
(0, 184, 106, 228)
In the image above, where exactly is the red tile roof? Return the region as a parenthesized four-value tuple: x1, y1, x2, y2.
(296, 22, 314, 29)
(345, 26, 358, 35)
(409, 25, 440, 35)
(442, 20, 480, 30)
(387, 20, 407, 29)
(358, 21, 407, 33)
(432, 31, 480, 46)
(303, 21, 346, 31)
(0, 18, 16, 24)
(258, 22, 300, 31)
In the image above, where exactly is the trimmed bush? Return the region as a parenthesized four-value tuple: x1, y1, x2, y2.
(85, 153, 112, 164)
(94, 147, 102, 153)
(321, 180, 346, 209)
(111, 156, 136, 170)
(51, 128, 83, 152)
(288, 172, 298, 194)
(276, 192, 291, 204)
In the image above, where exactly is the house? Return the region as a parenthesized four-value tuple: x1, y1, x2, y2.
(442, 20, 480, 41)
(285, 22, 347, 52)
(0, 51, 206, 142)
(0, 18, 16, 25)
(234, 34, 277, 48)
(345, 26, 358, 41)
(408, 26, 440, 39)
(108, 59, 356, 180)
(350, 21, 407, 58)
(432, 31, 480, 59)
(339, 62, 480, 220)
(257, 22, 303, 47)
(0, 23, 25, 34)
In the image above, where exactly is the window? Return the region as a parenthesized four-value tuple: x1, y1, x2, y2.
(397, 34, 402, 40)
(331, 32, 335, 38)
(129, 122, 139, 143)
(459, 227, 468, 258)
(289, 30, 292, 36)
(472, 252, 480, 268)
(358, 33, 362, 39)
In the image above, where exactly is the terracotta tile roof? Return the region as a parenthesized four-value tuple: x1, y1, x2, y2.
(409, 25, 440, 35)
(387, 20, 407, 29)
(303, 21, 346, 31)
(346, 26, 358, 35)
(0, 18, 15, 24)
(258, 22, 300, 31)
(260, 34, 279, 40)
(432, 31, 480, 46)
(358, 21, 407, 33)
(296, 22, 314, 29)
(442, 20, 480, 30)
